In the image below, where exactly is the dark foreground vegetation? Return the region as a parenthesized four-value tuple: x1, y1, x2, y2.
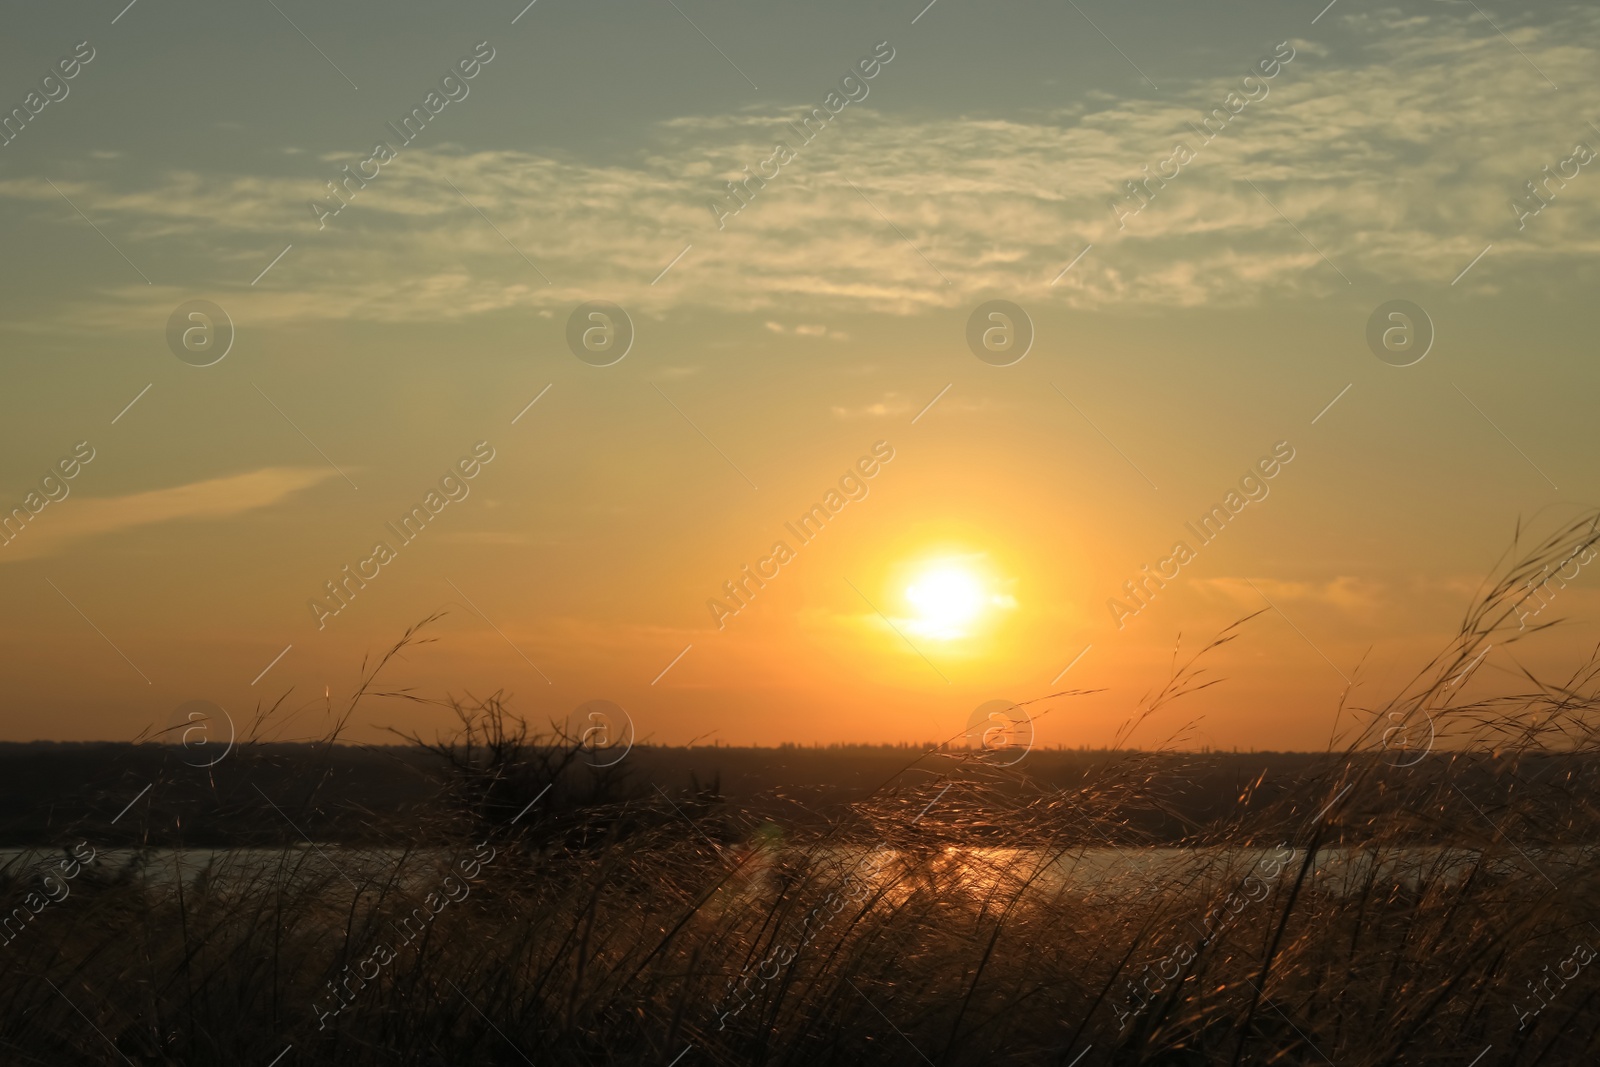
(7, 738, 1590, 849)
(3, 514, 1600, 1065)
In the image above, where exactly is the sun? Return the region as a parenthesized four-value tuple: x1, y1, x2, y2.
(904, 563, 988, 640)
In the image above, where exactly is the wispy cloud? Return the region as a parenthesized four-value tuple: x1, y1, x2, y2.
(830, 395, 914, 420)
(5, 5, 1597, 328)
(0, 467, 339, 562)
(1199, 576, 1386, 616)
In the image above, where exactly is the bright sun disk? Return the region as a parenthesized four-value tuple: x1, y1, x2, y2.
(905, 564, 987, 639)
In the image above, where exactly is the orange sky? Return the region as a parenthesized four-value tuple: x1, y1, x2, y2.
(3, 0, 1599, 749)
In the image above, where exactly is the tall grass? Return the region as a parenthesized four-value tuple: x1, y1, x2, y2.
(4, 516, 1600, 1065)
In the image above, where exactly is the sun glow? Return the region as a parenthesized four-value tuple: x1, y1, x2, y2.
(904, 563, 989, 640)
